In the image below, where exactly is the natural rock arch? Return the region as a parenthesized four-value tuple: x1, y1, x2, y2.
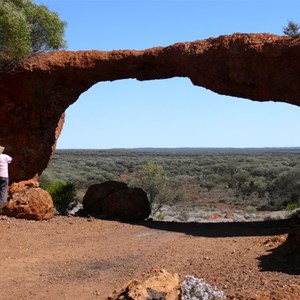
(0, 33, 300, 183)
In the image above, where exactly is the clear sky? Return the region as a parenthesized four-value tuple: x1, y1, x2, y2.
(39, 0, 300, 149)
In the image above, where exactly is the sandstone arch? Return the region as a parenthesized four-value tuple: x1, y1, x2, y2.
(0, 33, 300, 183)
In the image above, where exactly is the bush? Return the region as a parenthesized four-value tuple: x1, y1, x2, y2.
(245, 205, 257, 214)
(127, 162, 170, 213)
(286, 201, 299, 211)
(40, 178, 76, 215)
(270, 168, 300, 209)
(156, 212, 165, 221)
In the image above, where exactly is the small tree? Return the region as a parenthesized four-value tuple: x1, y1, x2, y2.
(269, 168, 300, 209)
(283, 20, 300, 38)
(0, 0, 66, 62)
(128, 162, 171, 214)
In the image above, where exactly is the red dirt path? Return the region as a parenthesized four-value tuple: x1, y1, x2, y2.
(0, 216, 299, 300)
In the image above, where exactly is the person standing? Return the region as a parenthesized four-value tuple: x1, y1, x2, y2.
(0, 146, 12, 207)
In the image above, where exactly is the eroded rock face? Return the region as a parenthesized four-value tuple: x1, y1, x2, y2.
(1, 183, 54, 220)
(0, 33, 300, 183)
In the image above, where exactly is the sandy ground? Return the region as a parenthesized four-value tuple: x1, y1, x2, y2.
(0, 215, 299, 300)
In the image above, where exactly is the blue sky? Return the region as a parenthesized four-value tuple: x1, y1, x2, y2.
(40, 0, 300, 149)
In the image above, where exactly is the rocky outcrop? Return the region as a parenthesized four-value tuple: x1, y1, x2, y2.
(1, 183, 54, 220)
(107, 269, 226, 300)
(82, 180, 151, 221)
(108, 269, 180, 300)
(0, 33, 300, 183)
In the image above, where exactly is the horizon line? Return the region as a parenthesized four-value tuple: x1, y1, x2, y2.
(55, 146, 300, 150)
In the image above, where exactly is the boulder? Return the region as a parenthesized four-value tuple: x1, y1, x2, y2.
(107, 269, 180, 300)
(82, 180, 127, 212)
(101, 187, 151, 221)
(1, 184, 54, 220)
(82, 181, 151, 221)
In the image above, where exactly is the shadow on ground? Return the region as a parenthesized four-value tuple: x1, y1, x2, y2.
(138, 217, 300, 275)
(137, 218, 300, 238)
(257, 226, 300, 275)
(77, 212, 300, 275)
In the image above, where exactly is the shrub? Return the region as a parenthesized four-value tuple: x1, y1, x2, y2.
(40, 178, 76, 215)
(269, 168, 300, 209)
(156, 212, 165, 221)
(283, 21, 300, 38)
(245, 205, 257, 214)
(286, 201, 299, 211)
(127, 162, 170, 214)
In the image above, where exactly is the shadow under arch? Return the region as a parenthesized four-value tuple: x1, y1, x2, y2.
(136, 216, 300, 275)
(79, 214, 300, 275)
(257, 219, 300, 275)
(134, 218, 300, 238)
(50, 69, 300, 276)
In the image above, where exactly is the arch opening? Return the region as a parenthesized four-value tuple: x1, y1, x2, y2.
(58, 78, 300, 149)
(42, 77, 300, 222)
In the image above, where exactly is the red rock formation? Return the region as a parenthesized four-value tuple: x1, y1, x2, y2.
(0, 33, 299, 183)
(108, 269, 180, 300)
(2, 183, 54, 220)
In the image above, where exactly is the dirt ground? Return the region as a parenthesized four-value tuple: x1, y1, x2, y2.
(0, 215, 299, 300)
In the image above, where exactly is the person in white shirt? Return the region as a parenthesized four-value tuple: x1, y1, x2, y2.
(0, 146, 12, 207)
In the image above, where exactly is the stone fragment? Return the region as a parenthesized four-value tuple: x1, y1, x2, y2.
(224, 212, 236, 219)
(208, 213, 222, 220)
(108, 269, 180, 300)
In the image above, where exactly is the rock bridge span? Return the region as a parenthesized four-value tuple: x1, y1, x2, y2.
(0, 33, 300, 183)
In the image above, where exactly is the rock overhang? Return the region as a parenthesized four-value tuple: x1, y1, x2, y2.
(0, 33, 300, 183)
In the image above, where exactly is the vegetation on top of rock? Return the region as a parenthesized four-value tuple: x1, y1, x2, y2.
(283, 20, 300, 38)
(0, 0, 66, 63)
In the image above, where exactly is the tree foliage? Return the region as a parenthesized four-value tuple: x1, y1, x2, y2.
(283, 20, 300, 38)
(270, 168, 300, 208)
(40, 178, 76, 215)
(0, 0, 66, 61)
(129, 162, 170, 210)
(41, 149, 300, 213)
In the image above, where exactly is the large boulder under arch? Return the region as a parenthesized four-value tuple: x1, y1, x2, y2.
(82, 180, 151, 221)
